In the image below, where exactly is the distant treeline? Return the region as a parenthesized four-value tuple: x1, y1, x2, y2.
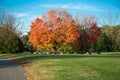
(0, 9, 120, 54)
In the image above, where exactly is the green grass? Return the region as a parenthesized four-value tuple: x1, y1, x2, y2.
(0, 52, 120, 80)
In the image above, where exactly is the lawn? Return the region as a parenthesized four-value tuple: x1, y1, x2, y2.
(0, 52, 120, 80)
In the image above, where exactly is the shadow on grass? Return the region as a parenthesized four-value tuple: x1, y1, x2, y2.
(18, 54, 120, 61)
(0, 54, 30, 66)
(1, 54, 120, 66)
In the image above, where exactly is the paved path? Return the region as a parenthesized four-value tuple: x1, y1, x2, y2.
(0, 58, 27, 80)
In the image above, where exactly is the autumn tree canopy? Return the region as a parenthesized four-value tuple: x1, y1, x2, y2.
(29, 10, 80, 53)
(74, 16, 101, 48)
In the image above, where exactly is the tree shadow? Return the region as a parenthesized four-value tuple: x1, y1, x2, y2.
(1, 54, 120, 66)
(0, 55, 29, 68)
(14, 54, 120, 65)
(0, 58, 21, 69)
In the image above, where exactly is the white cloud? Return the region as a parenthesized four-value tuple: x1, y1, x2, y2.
(13, 12, 30, 17)
(41, 4, 104, 11)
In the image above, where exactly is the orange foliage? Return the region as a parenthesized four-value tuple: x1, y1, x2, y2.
(29, 10, 80, 50)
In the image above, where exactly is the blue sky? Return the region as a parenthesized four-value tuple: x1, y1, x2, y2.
(0, 0, 120, 34)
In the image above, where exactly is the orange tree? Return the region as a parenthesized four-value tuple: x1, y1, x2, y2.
(29, 10, 80, 53)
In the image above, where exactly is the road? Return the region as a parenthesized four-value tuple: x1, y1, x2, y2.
(0, 58, 27, 80)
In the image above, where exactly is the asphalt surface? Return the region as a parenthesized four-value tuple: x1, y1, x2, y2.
(0, 58, 27, 80)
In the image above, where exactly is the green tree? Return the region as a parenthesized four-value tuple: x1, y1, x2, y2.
(0, 27, 23, 53)
(21, 34, 35, 53)
(96, 31, 113, 52)
(102, 25, 120, 51)
(0, 9, 23, 53)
